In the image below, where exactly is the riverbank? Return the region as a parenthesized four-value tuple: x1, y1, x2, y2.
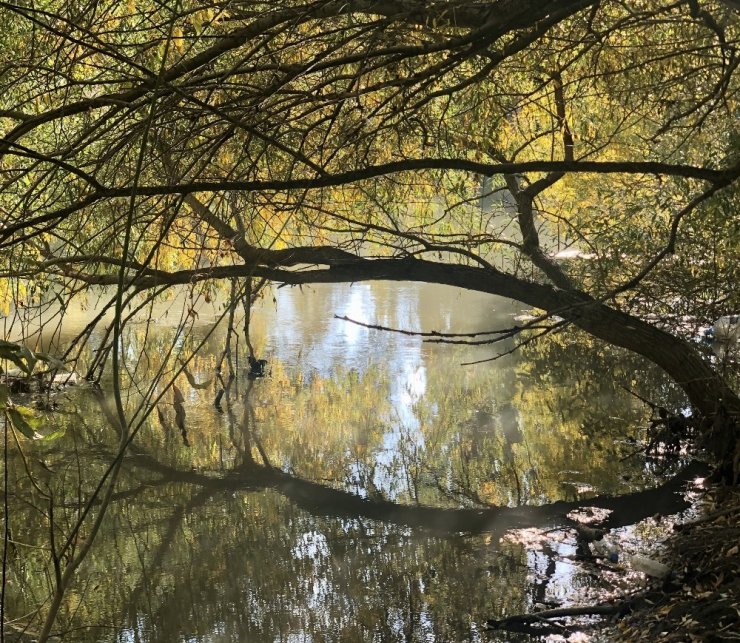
(485, 474, 740, 641)
(602, 483, 740, 642)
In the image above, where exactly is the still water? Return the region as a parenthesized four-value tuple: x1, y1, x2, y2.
(2, 283, 692, 641)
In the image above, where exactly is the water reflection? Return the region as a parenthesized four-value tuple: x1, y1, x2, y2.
(1, 282, 692, 642)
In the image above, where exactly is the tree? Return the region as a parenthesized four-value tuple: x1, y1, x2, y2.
(0, 1, 738, 437)
(3, 4, 740, 638)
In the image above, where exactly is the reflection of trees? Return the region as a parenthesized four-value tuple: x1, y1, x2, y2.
(520, 329, 689, 418)
(223, 379, 272, 470)
(8, 447, 533, 642)
(3, 330, 705, 641)
(5, 397, 703, 642)
(400, 333, 686, 510)
(121, 448, 703, 535)
(74, 287, 691, 516)
(20, 292, 692, 511)
(10, 438, 691, 641)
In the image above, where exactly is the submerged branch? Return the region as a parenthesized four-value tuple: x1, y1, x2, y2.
(486, 602, 630, 636)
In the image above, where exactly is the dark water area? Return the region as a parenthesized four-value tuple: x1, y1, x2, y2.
(1, 283, 696, 642)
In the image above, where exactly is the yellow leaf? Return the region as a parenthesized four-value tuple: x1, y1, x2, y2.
(173, 26, 184, 53)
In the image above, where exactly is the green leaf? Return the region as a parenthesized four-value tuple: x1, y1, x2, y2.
(0, 341, 39, 375)
(40, 428, 66, 442)
(8, 408, 35, 438)
(16, 405, 42, 425)
(0, 383, 8, 408)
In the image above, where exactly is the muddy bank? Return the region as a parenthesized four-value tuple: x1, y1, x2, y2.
(601, 485, 740, 642)
(485, 469, 740, 641)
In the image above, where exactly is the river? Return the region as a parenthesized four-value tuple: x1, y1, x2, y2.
(1, 282, 694, 642)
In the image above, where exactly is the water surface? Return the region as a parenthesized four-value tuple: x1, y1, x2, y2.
(2, 282, 691, 641)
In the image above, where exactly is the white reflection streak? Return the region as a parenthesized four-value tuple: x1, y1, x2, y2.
(339, 287, 370, 345)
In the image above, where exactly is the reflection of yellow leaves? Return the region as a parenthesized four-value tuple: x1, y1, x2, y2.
(501, 528, 549, 549)
(479, 481, 497, 500)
